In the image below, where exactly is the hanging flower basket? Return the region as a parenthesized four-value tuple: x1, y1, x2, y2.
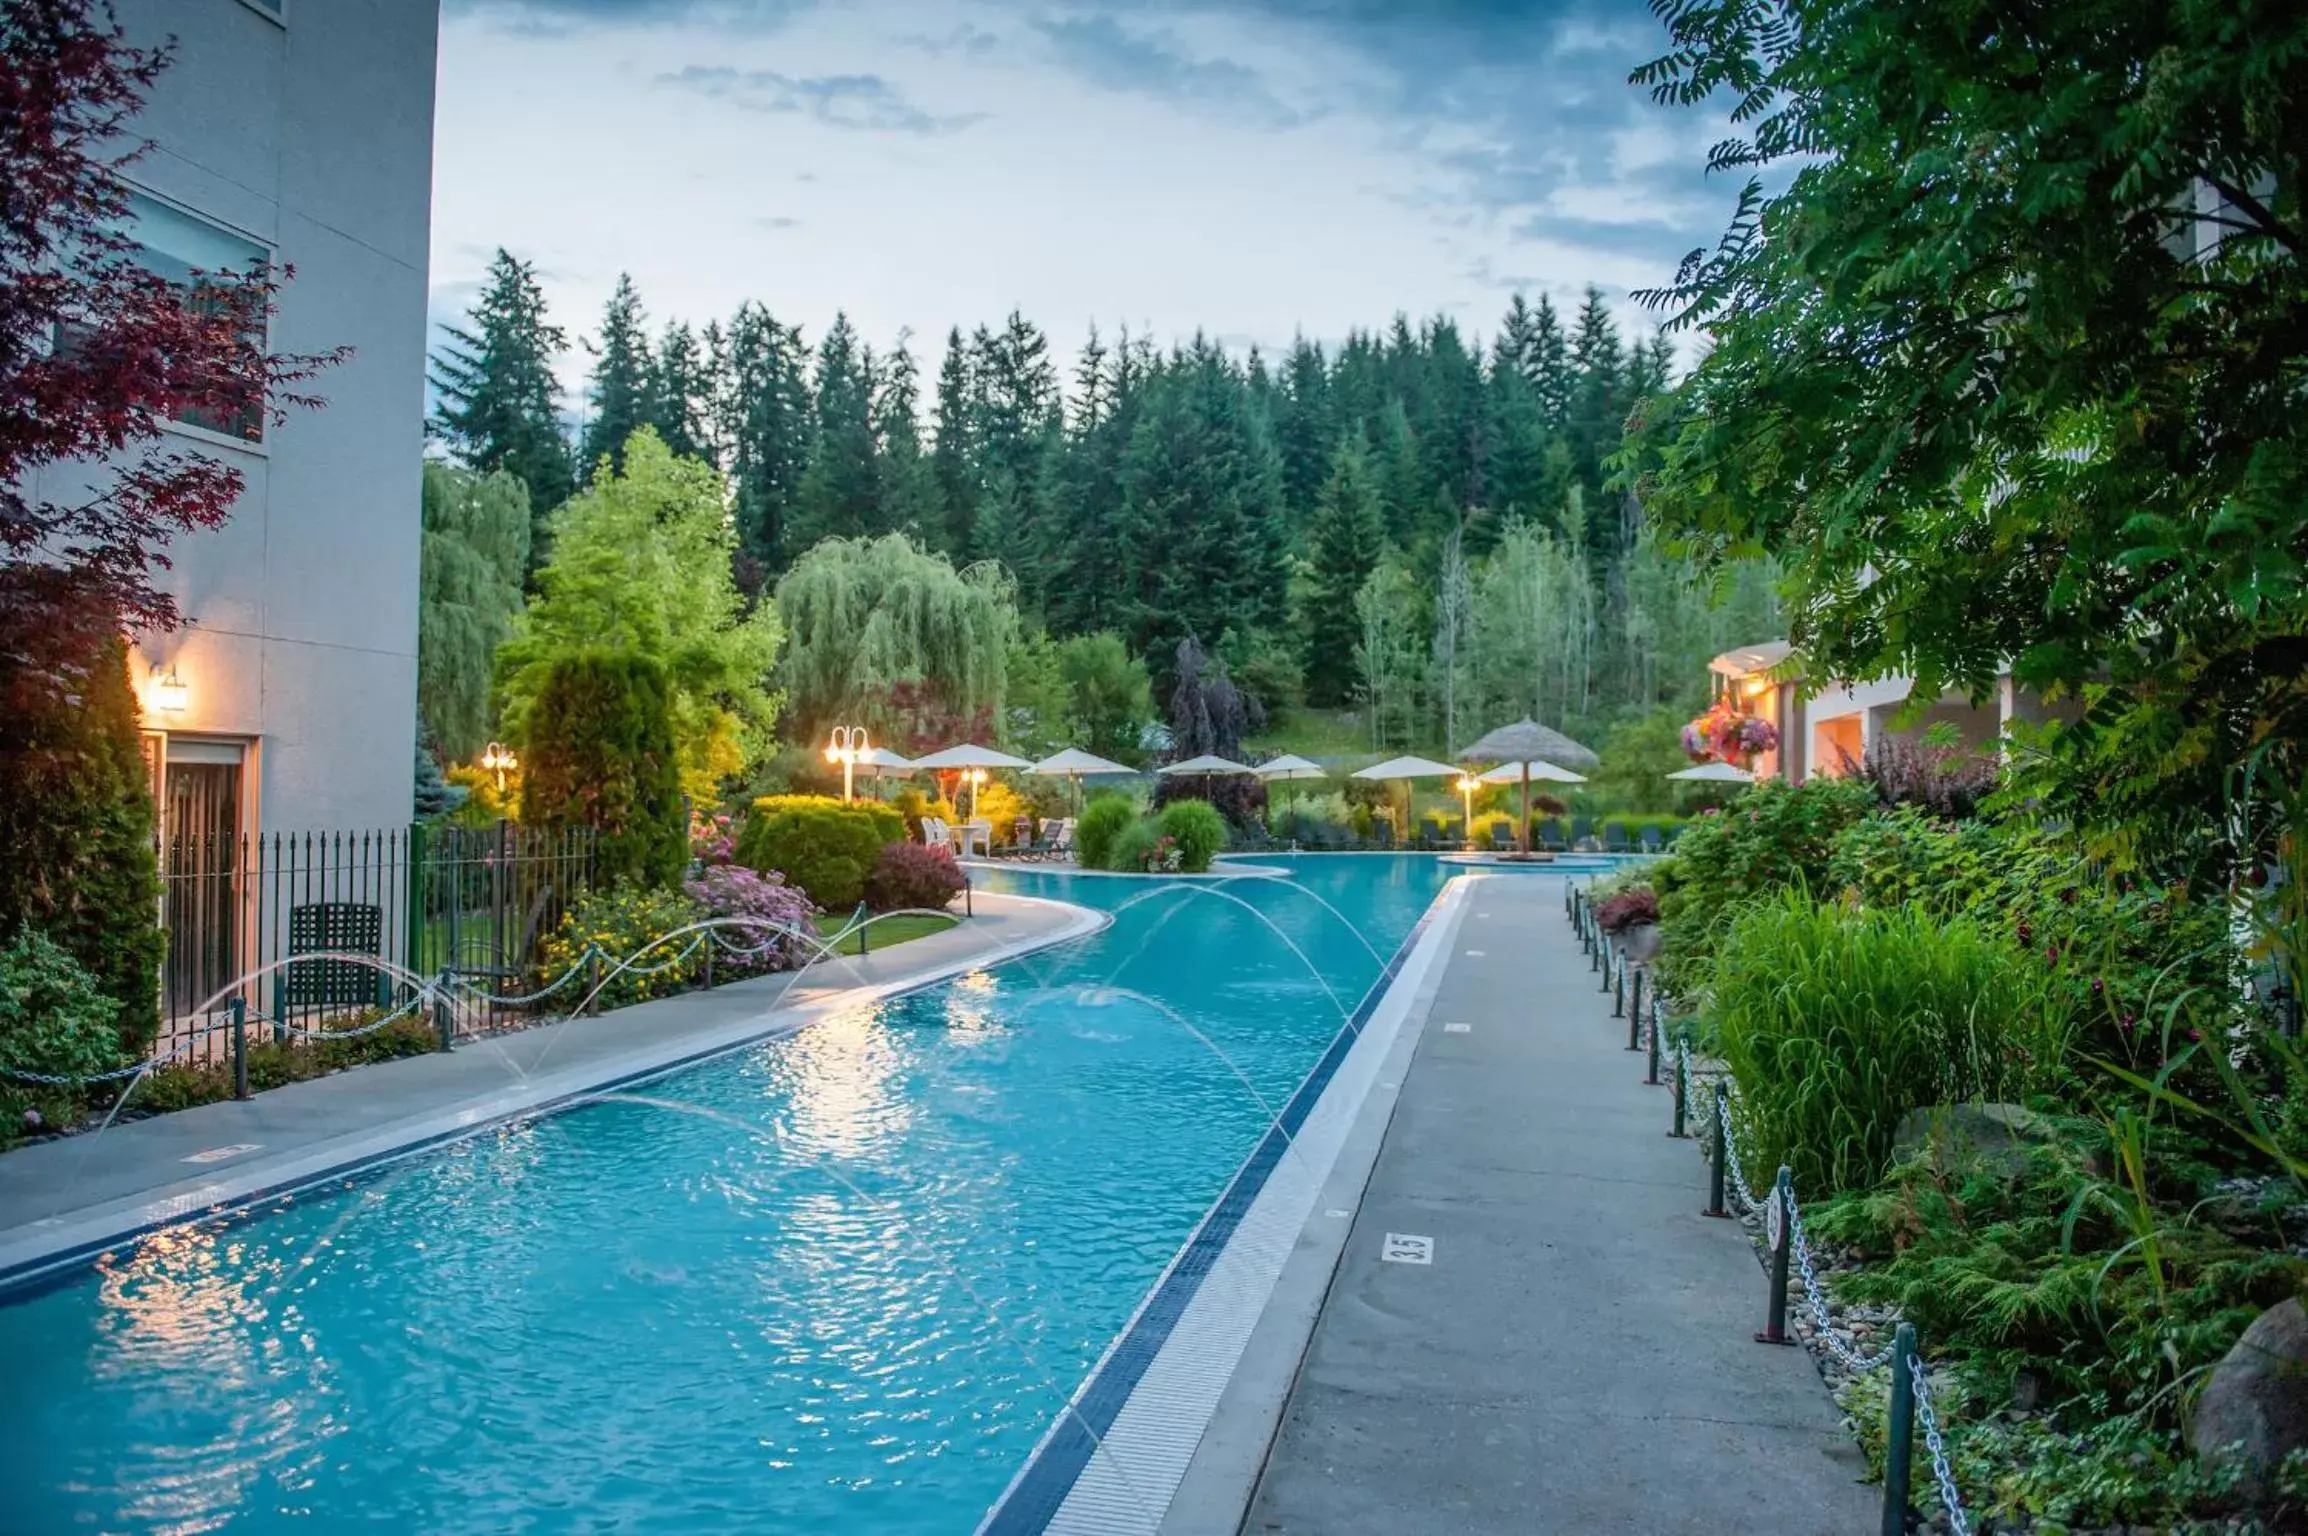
(1682, 700, 1779, 767)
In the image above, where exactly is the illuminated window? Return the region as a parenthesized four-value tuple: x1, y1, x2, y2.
(114, 192, 273, 444)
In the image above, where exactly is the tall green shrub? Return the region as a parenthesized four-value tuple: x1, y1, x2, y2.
(0, 635, 162, 1052)
(521, 650, 686, 889)
(736, 794, 904, 909)
(1652, 776, 1876, 992)
(1158, 798, 1227, 873)
(1076, 794, 1137, 870)
(1708, 890, 2074, 1193)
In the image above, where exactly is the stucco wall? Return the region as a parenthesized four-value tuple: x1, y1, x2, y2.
(100, 0, 441, 833)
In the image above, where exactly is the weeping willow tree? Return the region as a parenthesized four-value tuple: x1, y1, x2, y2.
(774, 531, 1017, 741)
(418, 461, 529, 762)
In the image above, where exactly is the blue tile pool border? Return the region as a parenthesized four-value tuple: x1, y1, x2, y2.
(0, 910, 1110, 1303)
(978, 877, 1451, 1535)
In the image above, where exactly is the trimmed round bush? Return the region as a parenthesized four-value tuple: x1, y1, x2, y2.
(865, 841, 967, 912)
(0, 929, 127, 1083)
(736, 794, 906, 910)
(1157, 798, 1227, 872)
(522, 650, 686, 889)
(1075, 794, 1137, 870)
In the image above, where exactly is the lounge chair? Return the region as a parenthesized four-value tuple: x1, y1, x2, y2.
(922, 816, 953, 850)
(1014, 819, 1061, 860)
(1605, 821, 1631, 853)
(1570, 816, 1593, 850)
(1439, 817, 1464, 848)
(1369, 820, 1396, 851)
(1538, 818, 1568, 853)
(1663, 822, 1686, 846)
(1489, 822, 1516, 853)
(1638, 825, 1664, 853)
(1050, 820, 1076, 861)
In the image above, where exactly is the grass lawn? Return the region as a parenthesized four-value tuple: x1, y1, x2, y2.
(811, 910, 960, 956)
(1244, 706, 1377, 762)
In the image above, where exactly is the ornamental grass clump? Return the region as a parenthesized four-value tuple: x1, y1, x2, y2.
(1156, 798, 1227, 872)
(1075, 795, 1137, 869)
(1708, 890, 2073, 1194)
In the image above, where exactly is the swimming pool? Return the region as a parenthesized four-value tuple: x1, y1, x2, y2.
(2, 855, 1453, 1533)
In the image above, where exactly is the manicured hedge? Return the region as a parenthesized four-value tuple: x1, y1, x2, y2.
(737, 794, 905, 910)
(521, 650, 686, 888)
(865, 841, 966, 912)
(1157, 798, 1227, 872)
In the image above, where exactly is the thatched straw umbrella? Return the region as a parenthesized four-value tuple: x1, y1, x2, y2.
(1457, 718, 1601, 854)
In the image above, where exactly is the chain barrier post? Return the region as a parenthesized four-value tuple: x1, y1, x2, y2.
(230, 996, 250, 1101)
(1705, 1081, 1731, 1217)
(854, 902, 870, 956)
(702, 937, 715, 991)
(1882, 1321, 1919, 1536)
(1613, 952, 1625, 1017)
(1756, 1166, 1795, 1344)
(1630, 966, 1645, 1033)
(1645, 997, 1663, 1085)
(1670, 1028, 1690, 1137)
(434, 974, 455, 1052)
(966, 877, 974, 918)
(585, 952, 601, 1017)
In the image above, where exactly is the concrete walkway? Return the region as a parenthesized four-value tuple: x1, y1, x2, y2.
(0, 891, 1101, 1287)
(1243, 873, 1873, 1534)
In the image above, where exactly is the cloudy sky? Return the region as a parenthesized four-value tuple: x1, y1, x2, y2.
(429, 0, 1737, 402)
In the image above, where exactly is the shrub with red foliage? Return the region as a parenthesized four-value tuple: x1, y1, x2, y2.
(864, 840, 966, 913)
(2, 0, 342, 701)
(1595, 888, 1661, 934)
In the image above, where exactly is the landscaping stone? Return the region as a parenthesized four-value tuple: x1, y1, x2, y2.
(1892, 1101, 2051, 1177)
(2193, 1297, 2308, 1502)
(1621, 922, 1662, 963)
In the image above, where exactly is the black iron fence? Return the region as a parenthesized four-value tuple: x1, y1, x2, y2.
(157, 822, 596, 1065)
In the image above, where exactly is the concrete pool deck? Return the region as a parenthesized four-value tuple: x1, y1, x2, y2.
(0, 890, 1104, 1290)
(1230, 872, 1874, 1534)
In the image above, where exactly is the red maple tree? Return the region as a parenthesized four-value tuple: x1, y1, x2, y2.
(2, 0, 344, 701)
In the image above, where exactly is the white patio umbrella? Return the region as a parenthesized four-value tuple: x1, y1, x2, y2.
(912, 743, 1033, 820)
(1254, 752, 1328, 816)
(1157, 752, 1254, 800)
(1348, 755, 1464, 781)
(1028, 746, 1135, 812)
(1477, 760, 1588, 785)
(1667, 761, 1756, 783)
(1457, 718, 1600, 855)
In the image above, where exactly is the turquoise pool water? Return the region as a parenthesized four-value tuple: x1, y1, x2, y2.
(2, 855, 1452, 1534)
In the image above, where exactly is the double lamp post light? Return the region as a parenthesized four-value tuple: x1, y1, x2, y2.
(825, 725, 870, 804)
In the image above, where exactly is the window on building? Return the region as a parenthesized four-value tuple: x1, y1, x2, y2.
(121, 193, 273, 443)
(56, 191, 274, 445)
(238, 0, 286, 20)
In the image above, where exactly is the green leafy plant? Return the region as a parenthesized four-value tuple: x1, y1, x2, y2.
(1076, 794, 1138, 870)
(1107, 816, 1162, 874)
(1652, 776, 1876, 993)
(735, 794, 905, 909)
(1157, 798, 1227, 872)
(0, 928, 126, 1083)
(1708, 890, 2073, 1193)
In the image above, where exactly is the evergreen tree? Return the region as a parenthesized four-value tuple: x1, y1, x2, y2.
(874, 334, 940, 543)
(929, 327, 978, 558)
(790, 313, 881, 549)
(968, 311, 1059, 562)
(1300, 430, 1385, 706)
(646, 320, 711, 463)
(580, 273, 652, 481)
(717, 302, 812, 584)
(1526, 292, 1573, 429)
(1373, 399, 1425, 549)
(428, 248, 573, 582)
(1567, 285, 1626, 556)
(1275, 334, 1331, 538)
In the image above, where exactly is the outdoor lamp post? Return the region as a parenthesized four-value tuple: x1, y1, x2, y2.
(963, 766, 986, 821)
(1456, 774, 1480, 845)
(825, 725, 870, 804)
(481, 740, 518, 794)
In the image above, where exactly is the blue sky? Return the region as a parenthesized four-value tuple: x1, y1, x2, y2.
(429, 0, 1736, 400)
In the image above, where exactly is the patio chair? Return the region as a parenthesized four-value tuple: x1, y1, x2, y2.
(922, 816, 953, 850)
(1489, 821, 1516, 853)
(1605, 821, 1631, 853)
(1570, 815, 1593, 849)
(1638, 825, 1665, 853)
(1050, 820, 1076, 861)
(1015, 819, 1060, 860)
(1439, 817, 1464, 849)
(1537, 818, 1568, 853)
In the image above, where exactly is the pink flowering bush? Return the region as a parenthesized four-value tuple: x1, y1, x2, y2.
(686, 864, 816, 974)
(1681, 700, 1780, 766)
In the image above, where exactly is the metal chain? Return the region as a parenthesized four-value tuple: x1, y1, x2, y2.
(1907, 1353, 1973, 1536)
(448, 948, 606, 1007)
(1, 1012, 242, 1084)
(271, 990, 431, 1042)
(1715, 1085, 1770, 1209)
(606, 935, 708, 978)
(1785, 1195, 1896, 1372)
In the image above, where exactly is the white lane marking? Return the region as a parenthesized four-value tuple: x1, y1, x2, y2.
(1325, 1209, 1354, 1219)
(181, 1143, 263, 1165)
(1381, 1233, 1434, 1265)
(1464, 949, 1486, 957)
(1442, 1022, 1471, 1034)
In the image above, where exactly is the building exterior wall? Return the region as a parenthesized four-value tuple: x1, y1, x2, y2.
(78, 0, 441, 835)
